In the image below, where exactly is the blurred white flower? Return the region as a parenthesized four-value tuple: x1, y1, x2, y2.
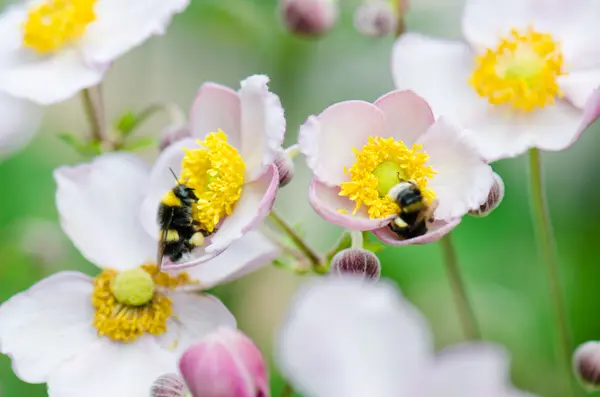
(0, 93, 42, 158)
(392, 0, 600, 161)
(0, 0, 189, 105)
(276, 276, 535, 397)
(0, 152, 280, 397)
(140, 74, 286, 269)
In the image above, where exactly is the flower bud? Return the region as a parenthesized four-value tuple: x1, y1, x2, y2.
(330, 248, 381, 280)
(469, 172, 504, 217)
(354, 0, 397, 38)
(574, 341, 600, 389)
(151, 374, 189, 397)
(280, 0, 339, 37)
(179, 327, 269, 397)
(274, 149, 295, 187)
(159, 126, 191, 152)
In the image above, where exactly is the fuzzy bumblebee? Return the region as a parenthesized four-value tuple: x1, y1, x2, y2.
(387, 181, 437, 239)
(157, 182, 208, 265)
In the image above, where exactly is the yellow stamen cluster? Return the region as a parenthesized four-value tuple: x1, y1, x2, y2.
(22, 0, 96, 54)
(469, 27, 566, 112)
(92, 265, 194, 343)
(339, 137, 436, 219)
(180, 130, 245, 232)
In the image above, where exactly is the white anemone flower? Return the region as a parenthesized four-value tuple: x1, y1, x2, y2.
(0, 93, 42, 158)
(0, 0, 189, 104)
(392, 0, 600, 162)
(0, 152, 280, 397)
(277, 276, 535, 397)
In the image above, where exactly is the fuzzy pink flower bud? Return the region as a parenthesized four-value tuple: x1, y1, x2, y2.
(574, 341, 600, 389)
(280, 0, 339, 37)
(151, 373, 189, 397)
(274, 149, 295, 187)
(330, 248, 381, 280)
(179, 327, 269, 397)
(354, 1, 397, 37)
(469, 172, 504, 217)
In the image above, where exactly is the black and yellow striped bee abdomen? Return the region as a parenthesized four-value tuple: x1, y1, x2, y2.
(388, 181, 433, 240)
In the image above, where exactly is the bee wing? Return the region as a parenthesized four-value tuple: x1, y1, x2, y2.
(157, 209, 174, 270)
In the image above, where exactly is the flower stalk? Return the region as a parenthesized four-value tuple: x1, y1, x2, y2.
(439, 233, 481, 340)
(528, 148, 576, 397)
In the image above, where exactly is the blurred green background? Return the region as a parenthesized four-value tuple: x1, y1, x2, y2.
(1, 0, 600, 396)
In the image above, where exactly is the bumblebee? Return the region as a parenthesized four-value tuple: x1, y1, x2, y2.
(157, 175, 208, 265)
(387, 181, 437, 239)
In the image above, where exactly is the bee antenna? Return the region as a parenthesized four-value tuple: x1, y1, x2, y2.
(168, 168, 180, 184)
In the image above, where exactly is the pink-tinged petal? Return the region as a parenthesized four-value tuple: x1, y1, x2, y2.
(391, 34, 487, 122)
(0, 94, 42, 158)
(179, 328, 269, 397)
(374, 90, 435, 146)
(179, 231, 280, 290)
(308, 178, 394, 231)
(577, 87, 600, 135)
(299, 101, 386, 187)
(47, 337, 176, 397)
(140, 138, 196, 240)
(559, 71, 600, 109)
(55, 152, 156, 270)
(0, 272, 97, 383)
(157, 293, 236, 357)
(372, 218, 460, 246)
(276, 277, 432, 397)
(0, 49, 107, 105)
(418, 117, 494, 220)
(161, 164, 279, 270)
(189, 83, 241, 147)
(80, 0, 190, 65)
(416, 343, 524, 397)
(239, 75, 286, 181)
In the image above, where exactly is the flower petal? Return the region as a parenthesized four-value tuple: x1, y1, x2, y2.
(157, 293, 236, 357)
(238, 75, 286, 181)
(391, 34, 486, 121)
(276, 277, 432, 397)
(55, 152, 156, 270)
(189, 83, 241, 147)
(0, 94, 42, 158)
(374, 90, 435, 146)
(578, 87, 600, 135)
(47, 337, 175, 397)
(161, 164, 279, 269)
(0, 49, 107, 105)
(0, 272, 97, 383)
(177, 231, 280, 290)
(418, 118, 494, 221)
(372, 218, 461, 246)
(299, 101, 386, 187)
(80, 0, 190, 64)
(308, 178, 394, 231)
(559, 70, 600, 109)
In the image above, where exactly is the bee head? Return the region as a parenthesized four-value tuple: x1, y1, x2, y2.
(173, 184, 198, 203)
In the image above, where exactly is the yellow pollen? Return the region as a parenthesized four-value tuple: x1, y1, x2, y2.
(180, 130, 245, 232)
(22, 0, 96, 54)
(339, 136, 436, 219)
(469, 27, 566, 112)
(92, 264, 196, 343)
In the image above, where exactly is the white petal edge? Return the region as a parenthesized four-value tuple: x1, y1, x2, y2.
(276, 276, 432, 397)
(0, 272, 97, 383)
(559, 70, 600, 109)
(299, 101, 386, 187)
(55, 152, 156, 270)
(0, 94, 42, 158)
(239, 74, 286, 181)
(372, 218, 461, 246)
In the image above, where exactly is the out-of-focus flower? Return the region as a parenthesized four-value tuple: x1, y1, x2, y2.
(280, 0, 339, 37)
(354, 0, 407, 38)
(299, 90, 495, 245)
(0, 0, 189, 105)
(151, 374, 189, 397)
(141, 74, 285, 269)
(159, 126, 191, 152)
(330, 248, 381, 280)
(0, 152, 280, 397)
(573, 341, 600, 389)
(179, 327, 269, 397)
(392, 0, 600, 162)
(276, 276, 535, 397)
(16, 218, 69, 269)
(469, 172, 504, 217)
(0, 94, 42, 158)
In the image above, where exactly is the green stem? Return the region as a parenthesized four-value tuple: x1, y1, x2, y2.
(439, 233, 481, 340)
(528, 148, 576, 397)
(269, 210, 326, 273)
(81, 87, 105, 143)
(280, 382, 294, 397)
(128, 103, 186, 135)
(350, 230, 363, 249)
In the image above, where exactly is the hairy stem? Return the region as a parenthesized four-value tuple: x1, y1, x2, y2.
(81, 86, 106, 144)
(528, 148, 576, 397)
(439, 233, 481, 340)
